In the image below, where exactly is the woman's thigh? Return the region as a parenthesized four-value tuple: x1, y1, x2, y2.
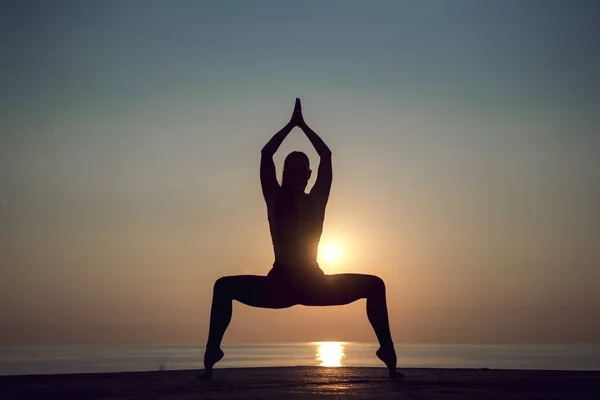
(216, 275, 297, 309)
(298, 273, 383, 306)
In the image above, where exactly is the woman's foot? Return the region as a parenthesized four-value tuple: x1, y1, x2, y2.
(198, 347, 224, 379)
(376, 346, 403, 379)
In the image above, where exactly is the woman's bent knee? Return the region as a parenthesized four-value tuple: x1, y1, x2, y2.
(370, 275, 386, 293)
(213, 276, 231, 293)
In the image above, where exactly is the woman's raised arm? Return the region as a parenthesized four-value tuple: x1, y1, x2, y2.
(260, 100, 301, 200)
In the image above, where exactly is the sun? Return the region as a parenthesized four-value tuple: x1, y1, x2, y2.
(320, 243, 340, 263)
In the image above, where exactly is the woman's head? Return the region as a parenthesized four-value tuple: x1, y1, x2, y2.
(282, 151, 311, 192)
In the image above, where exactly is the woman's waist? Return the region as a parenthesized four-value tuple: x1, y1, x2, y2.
(273, 242, 318, 260)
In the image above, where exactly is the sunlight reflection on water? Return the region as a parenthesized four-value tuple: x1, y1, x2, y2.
(3, 343, 600, 375)
(314, 342, 345, 367)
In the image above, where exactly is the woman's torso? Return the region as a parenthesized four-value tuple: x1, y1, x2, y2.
(266, 189, 326, 273)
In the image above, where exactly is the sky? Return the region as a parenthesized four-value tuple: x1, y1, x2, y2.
(1, 0, 599, 345)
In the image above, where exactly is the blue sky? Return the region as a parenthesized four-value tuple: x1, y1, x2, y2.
(1, 0, 599, 344)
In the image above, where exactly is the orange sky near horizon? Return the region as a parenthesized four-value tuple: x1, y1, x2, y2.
(1, 1, 599, 345)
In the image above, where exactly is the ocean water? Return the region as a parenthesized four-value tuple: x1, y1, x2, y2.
(1, 342, 599, 376)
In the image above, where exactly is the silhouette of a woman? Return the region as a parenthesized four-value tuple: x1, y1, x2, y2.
(202, 99, 400, 378)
